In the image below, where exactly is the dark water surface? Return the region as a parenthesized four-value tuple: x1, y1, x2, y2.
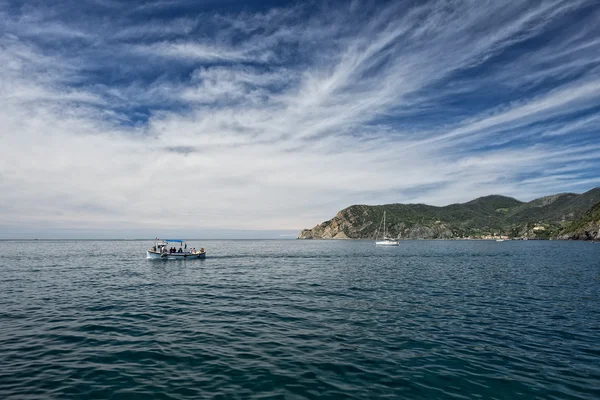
(1, 240, 599, 399)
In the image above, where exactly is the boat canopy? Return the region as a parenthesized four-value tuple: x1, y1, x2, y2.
(162, 239, 184, 243)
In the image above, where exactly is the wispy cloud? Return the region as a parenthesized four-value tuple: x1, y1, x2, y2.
(0, 0, 599, 237)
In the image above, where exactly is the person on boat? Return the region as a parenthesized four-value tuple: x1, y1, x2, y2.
(178, 247, 183, 253)
(200, 247, 204, 253)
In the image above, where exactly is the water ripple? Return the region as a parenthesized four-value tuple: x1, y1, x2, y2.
(0, 240, 599, 399)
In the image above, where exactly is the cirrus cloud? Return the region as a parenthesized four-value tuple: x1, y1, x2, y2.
(0, 0, 599, 238)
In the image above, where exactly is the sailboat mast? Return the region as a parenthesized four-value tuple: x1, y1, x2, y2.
(384, 211, 386, 238)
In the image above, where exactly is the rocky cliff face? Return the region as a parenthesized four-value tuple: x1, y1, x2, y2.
(297, 220, 455, 239)
(297, 210, 364, 239)
(557, 201, 600, 240)
(298, 217, 459, 240)
(297, 204, 463, 240)
(563, 226, 600, 240)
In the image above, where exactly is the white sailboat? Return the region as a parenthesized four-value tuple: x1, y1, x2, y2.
(375, 211, 399, 246)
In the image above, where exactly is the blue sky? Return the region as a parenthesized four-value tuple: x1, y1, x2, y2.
(1, 0, 599, 238)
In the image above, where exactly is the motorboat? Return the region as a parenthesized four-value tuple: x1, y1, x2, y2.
(146, 239, 206, 259)
(375, 211, 399, 246)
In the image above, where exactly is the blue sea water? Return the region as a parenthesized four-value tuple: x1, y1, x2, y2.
(0, 239, 599, 399)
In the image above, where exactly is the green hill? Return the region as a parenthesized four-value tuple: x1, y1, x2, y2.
(298, 187, 600, 240)
(507, 188, 600, 223)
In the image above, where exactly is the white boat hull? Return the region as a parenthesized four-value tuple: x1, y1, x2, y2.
(146, 250, 206, 260)
(375, 240, 399, 246)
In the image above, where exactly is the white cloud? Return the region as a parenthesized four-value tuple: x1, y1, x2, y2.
(135, 41, 255, 63)
(0, 0, 599, 237)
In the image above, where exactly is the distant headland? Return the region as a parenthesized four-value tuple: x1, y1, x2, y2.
(298, 187, 600, 241)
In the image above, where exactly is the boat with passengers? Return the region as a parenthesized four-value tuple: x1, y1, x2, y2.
(146, 239, 206, 259)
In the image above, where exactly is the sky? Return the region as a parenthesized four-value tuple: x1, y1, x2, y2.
(1, 0, 599, 239)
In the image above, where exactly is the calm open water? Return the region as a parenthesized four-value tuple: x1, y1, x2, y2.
(0, 240, 599, 399)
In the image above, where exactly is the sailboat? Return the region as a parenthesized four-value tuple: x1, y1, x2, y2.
(375, 211, 399, 246)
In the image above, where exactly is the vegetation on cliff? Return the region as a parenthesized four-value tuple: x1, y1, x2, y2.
(298, 187, 600, 240)
(558, 201, 600, 240)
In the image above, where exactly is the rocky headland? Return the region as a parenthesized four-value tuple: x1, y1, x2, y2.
(298, 187, 600, 240)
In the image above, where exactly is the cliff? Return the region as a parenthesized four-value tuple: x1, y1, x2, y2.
(557, 201, 600, 240)
(298, 187, 600, 240)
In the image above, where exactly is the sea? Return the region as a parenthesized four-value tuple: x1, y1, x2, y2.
(0, 239, 599, 399)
